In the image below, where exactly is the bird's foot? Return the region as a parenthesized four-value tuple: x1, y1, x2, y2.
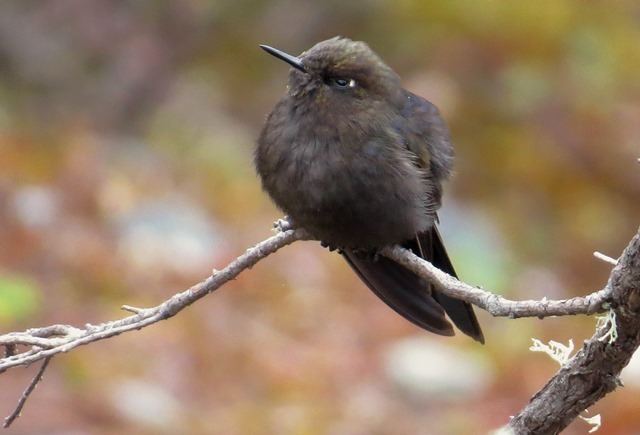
(273, 216, 294, 232)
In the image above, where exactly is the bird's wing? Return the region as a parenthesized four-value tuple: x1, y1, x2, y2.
(380, 91, 484, 343)
(399, 91, 454, 185)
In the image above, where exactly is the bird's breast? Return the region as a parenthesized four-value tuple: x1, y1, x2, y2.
(259, 127, 434, 248)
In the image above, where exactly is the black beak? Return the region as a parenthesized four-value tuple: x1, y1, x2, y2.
(260, 44, 306, 73)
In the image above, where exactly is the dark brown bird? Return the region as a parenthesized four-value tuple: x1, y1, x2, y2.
(255, 37, 483, 343)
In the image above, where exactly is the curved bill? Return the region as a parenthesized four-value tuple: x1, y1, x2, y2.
(259, 44, 306, 73)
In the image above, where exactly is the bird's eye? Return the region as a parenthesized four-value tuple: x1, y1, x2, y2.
(327, 77, 356, 89)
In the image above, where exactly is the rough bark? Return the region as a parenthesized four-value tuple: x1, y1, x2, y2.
(508, 228, 640, 434)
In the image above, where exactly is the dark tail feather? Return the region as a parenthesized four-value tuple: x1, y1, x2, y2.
(342, 226, 484, 343)
(420, 227, 484, 344)
(342, 251, 454, 336)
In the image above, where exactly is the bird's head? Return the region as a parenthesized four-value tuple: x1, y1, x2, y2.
(261, 37, 404, 116)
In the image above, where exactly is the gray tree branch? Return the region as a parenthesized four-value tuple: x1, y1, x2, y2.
(1, 224, 309, 374)
(1, 220, 638, 433)
(381, 246, 612, 319)
(507, 228, 640, 434)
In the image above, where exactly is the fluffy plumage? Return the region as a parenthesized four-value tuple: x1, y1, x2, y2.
(256, 37, 483, 343)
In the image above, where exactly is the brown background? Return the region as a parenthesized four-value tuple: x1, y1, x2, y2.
(1, 1, 639, 434)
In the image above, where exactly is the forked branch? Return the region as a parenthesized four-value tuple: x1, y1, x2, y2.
(1, 219, 638, 433)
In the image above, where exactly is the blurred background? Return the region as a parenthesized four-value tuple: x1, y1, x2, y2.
(0, 1, 639, 434)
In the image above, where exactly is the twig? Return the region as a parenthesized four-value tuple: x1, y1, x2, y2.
(0, 224, 310, 373)
(120, 305, 147, 314)
(380, 247, 612, 318)
(3, 357, 52, 428)
(594, 251, 618, 265)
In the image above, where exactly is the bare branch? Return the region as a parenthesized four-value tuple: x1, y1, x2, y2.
(0, 225, 310, 374)
(1, 219, 638, 434)
(508, 227, 640, 434)
(3, 357, 52, 428)
(380, 246, 612, 318)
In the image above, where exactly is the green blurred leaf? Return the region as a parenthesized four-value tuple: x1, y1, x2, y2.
(0, 274, 41, 323)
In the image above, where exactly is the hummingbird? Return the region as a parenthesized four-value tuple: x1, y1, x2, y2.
(255, 37, 483, 343)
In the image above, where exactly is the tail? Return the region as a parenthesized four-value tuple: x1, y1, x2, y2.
(342, 226, 484, 343)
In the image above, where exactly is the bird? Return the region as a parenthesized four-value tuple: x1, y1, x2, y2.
(255, 37, 483, 343)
